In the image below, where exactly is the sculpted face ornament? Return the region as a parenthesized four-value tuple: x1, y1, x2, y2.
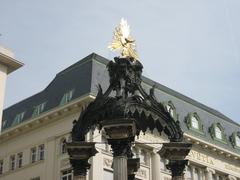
(108, 18, 139, 61)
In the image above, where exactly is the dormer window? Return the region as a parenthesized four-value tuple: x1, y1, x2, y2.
(166, 104, 174, 118)
(209, 123, 227, 143)
(191, 116, 199, 130)
(32, 102, 47, 118)
(12, 112, 25, 126)
(60, 89, 74, 106)
(236, 135, 240, 147)
(164, 101, 177, 120)
(230, 132, 240, 148)
(185, 113, 204, 134)
(215, 126, 222, 140)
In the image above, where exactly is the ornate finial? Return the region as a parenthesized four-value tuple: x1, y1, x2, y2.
(108, 18, 139, 61)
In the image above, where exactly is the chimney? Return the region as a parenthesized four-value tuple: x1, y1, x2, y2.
(0, 46, 23, 132)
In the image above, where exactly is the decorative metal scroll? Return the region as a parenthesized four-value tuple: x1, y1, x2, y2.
(71, 57, 183, 142)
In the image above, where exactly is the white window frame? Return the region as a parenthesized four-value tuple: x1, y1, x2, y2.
(166, 104, 174, 118)
(10, 155, 15, 171)
(38, 144, 45, 160)
(235, 135, 240, 147)
(31, 147, 37, 163)
(12, 112, 25, 126)
(0, 160, 3, 174)
(215, 126, 222, 140)
(17, 152, 23, 168)
(191, 116, 199, 130)
(32, 102, 46, 117)
(60, 90, 74, 106)
(61, 169, 73, 180)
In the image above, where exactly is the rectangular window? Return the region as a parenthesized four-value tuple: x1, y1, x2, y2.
(31, 147, 37, 163)
(12, 112, 25, 126)
(0, 160, 3, 174)
(60, 90, 74, 106)
(61, 169, 72, 180)
(32, 102, 46, 117)
(38, 144, 45, 160)
(17, 152, 23, 168)
(10, 155, 15, 171)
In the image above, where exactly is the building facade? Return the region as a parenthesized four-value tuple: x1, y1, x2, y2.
(0, 53, 239, 180)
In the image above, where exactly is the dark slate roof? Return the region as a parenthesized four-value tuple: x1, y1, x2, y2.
(3, 53, 240, 153)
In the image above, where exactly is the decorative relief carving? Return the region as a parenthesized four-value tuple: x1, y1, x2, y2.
(187, 150, 214, 165)
(103, 158, 113, 168)
(188, 150, 240, 176)
(136, 168, 147, 178)
(138, 132, 163, 144)
(60, 158, 70, 168)
(225, 164, 240, 173)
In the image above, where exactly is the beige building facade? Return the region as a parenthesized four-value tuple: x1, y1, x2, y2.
(0, 53, 239, 180)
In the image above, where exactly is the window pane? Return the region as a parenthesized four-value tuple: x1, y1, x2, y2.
(31, 147, 37, 163)
(191, 116, 199, 129)
(17, 152, 23, 168)
(166, 105, 174, 117)
(0, 160, 3, 174)
(236, 135, 240, 147)
(60, 90, 74, 106)
(39, 144, 45, 160)
(12, 112, 25, 126)
(215, 126, 222, 140)
(61, 169, 73, 180)
(32, 102, 46, 117)
(10, 155, 15, 170)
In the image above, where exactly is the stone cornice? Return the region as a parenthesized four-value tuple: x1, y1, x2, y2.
(0, 94, 95, 144)
(184, 133, 240, 160)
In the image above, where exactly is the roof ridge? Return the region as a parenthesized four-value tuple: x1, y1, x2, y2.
(56, 53, 97, 77)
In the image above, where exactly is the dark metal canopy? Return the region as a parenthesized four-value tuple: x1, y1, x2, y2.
(71, 57, 183, 142)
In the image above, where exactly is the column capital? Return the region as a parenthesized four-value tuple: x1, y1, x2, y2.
(226, 175, 237, 180)
(205, 167, 215, 174)
(166, 160, 188, 177)
(108, 138, 132, 157)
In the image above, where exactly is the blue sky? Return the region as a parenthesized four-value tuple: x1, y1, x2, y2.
(0, 0, 239, 123)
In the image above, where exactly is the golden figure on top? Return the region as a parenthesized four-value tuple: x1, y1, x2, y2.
(108, 18, 139, 61)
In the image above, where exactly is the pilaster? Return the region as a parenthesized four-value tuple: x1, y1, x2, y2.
(190, 165, 195, 180)
(89, 131, 103, 180)
(151, 151, 161, 180)
(205, 167, 215, 180)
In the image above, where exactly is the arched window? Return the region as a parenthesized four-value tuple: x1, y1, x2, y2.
(236, 135, 240, 147)
(230, 132, 240, 148)
(215, 126, 222, 140)
(60, 138, 67, 154)
(185, 113, 204, 134)
(164, 101, 177, 120)
(209, 123, 227, 143)
(191, 116, 199, 130)
(166, 104, 174, 118)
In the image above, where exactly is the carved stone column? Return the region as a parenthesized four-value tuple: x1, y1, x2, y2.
(151, 151, 161, 180)
(205, 167, 215, 180)
(108, 139, 132, 180)
(199, 168, 205, 180)
(158, 142, 192, 180)
(190, 165, 195, 180)
(166, 160, 188, 180)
